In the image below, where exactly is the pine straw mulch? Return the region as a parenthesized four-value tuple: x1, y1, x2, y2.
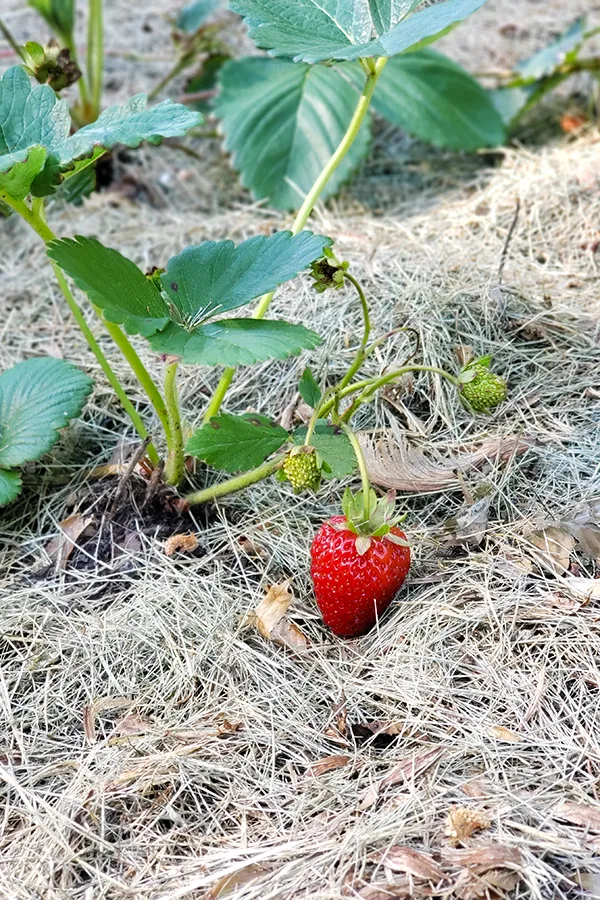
(2, 0, 600, 896)
(1, 131, 600, 898)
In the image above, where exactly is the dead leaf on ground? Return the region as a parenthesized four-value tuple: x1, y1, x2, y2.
(325, 691, 348, 740)
(442, 845, 522, 874)
(305, 754, 351, 777)
(358, 878, 412, 899)
(237, 535, 268, 559)
(554, 799, 600, 834)
(445, 807, 490, 844)
(564, 577, 600, 601)
(113, 712, 153, 736)
(561, 500, 600, 559)
(358, 747, 443, 810)
(246, 581, 310, 653)
(444, 497, 491, 548)
(526, 526, 575, 575)
(489, 725, 523, 743)
(460, 779, 491, 799)
(572, 871, 600, 897)
(452, 868, 520, 899)
(361, 427, 533, 493)
(45, 513, 95, 568)
(163, 532, 198, 556)
(372, 846, 444, 881)
(202, 864, 270, 898)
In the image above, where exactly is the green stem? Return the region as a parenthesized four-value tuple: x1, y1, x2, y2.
(0, 17, 25, 59)
(339, 271, 371, 390)
(164, 362, 185, 486)
(339, 422, 372, 520)
(318, 364, 459, 421)
(87, 0, 104, 120)
(98, 312, 172, 442)
(203, 56, 388, 423)
(2, 193, 163, 464)
(148, 58, 187, 101)
(185, 454, 285, 506)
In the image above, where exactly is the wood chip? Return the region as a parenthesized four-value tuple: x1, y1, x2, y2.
(164, 532, 198, 556)
(246, 581, 310, 654)
(489, 725, 523, 743)
(554, 799, 600, 834)
(372, 846, 444, 881)
(305, 754, 351, 777)
(202, 864, 269, 898)
(358, 878, 412, 899)
(441, 844, 522, 874)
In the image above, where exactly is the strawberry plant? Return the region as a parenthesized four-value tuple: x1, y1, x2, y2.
(0, 0, 510, 635)
(491, 17, 600, 131)
(0, 358, 92, 507)
(1, 0, 105, 125)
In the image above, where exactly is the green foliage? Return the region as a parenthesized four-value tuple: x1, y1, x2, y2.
(27, 0, 74, 43)
(160, 231, 333, 322)
(372, 50, 505, 150)
(230, 0, 487, 63)
(185, 54, 230, 114)
(48, 230, 329, 365)
(298, 367, 322, 408)
(294, 422, 356, 478)
(148, 318, 322, 366)
(0, 358, 92, 506)
(177, 0, 221, 32)
(0, 469, 22, 507)
(492, 17, 587, 127)
(186, 413, 289, 471)
(47, 236, 170, 335)
(0, 66, 203, 201)
(215, 58, 371, 211)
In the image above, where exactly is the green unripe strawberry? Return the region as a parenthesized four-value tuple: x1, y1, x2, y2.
(282, 447, 321, 494)
(460, 365, 507, 412)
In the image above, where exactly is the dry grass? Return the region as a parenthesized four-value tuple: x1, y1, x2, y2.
(2, 1, 600, 898)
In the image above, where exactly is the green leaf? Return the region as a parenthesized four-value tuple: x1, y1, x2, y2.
(215, 57, 371, 211)
(230, 0, 487, 64)
(371, 50, 505, 150)
(27, 0, 74, 42)
(514, 17, 586, 83)
(0, 66, 203, 201)
(185, 54, 230, 114)
(149, 319, 322, 366)
(186, 413, 289, 472)
(491, 18, 586, 128)
(0, 468, 22, 507)
(298, 367, 321, 408)
(161, 230, 332, 321)
(0, 145, 47, 201)
(47, 237, 171, 336)
(0, 358, 93, 468)
(294, 422, 356, 478)
(59, 165, 96, 206)
(177, 0, 221, 32)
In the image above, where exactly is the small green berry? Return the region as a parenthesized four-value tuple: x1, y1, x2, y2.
(282, 448, 321, 494)
(460, 366, 507, 412)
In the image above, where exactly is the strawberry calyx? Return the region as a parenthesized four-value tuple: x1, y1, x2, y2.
(331, 488, 409, 555)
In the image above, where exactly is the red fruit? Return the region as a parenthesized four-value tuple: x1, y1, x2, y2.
(311, 515, 411, 638)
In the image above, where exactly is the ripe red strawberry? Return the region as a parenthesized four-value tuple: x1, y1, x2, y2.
(310, 490, 411, 638)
